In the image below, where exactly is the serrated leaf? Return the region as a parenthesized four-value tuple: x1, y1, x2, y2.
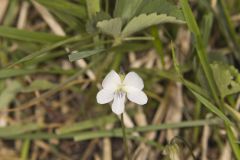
(136, 0, 184, 20)
(121, 13, 184, 37)
(211, 62, 240, 98)
(68, 48, 105, 62)
(96, 18, 122, 37)
(114, 0, 144, 22)
(0, 81, 22, 109)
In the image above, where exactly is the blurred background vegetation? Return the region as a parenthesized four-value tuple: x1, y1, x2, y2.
(0, 0, 239, 159)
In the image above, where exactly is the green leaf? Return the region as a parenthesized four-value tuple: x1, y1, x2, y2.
(0, 81, 22, 109)
(22, 80, 57, 92)
(121, 13, 184, 37)
(68, 48, 105, 61)
(137, 0, 185, 20)
(211, 62, 240, 98)
(0, 26, 66, 43)
(114, 0, 144, 22)
(97, 18, 122, 37)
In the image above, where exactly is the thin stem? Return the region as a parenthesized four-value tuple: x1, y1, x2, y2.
(120, 113, 131, 160)
(123, 36, 154, 41)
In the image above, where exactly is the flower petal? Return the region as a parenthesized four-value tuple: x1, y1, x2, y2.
(111, 93, 126, 115)
(127, 89, 148, 105)
(96, 89, 114, 104)
(123, 72, 144, 90)
(102, 70, 121, 90)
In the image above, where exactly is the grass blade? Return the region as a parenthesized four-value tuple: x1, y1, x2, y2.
(216, 0, 240, 61)
(36, 0, 87, 19)
(191, 90, 232, 125)
(20, 139, 30, 160)
(180, 0, 219, 104)
(0, 123, 43, 137)
(56, 115, 117, 135)
(68, 48, 105, 62)
(178, 2, 240, 158)
(0, 26, 66, 43)
(226, 126, 240, 159)
(74, 119, 219, 141)
(151, 26, 165, 66)
(6, 35, 90, 67)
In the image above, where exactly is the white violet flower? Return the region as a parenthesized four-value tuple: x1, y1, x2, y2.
(97, 70, 148, 115)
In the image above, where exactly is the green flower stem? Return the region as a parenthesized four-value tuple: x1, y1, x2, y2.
(120, 113, 131, 160)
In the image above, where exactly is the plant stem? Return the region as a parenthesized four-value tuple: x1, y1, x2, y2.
(120, 113, 131, 160)
(123, 36, 154, 41)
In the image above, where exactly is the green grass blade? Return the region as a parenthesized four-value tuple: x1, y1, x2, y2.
(216, 0, 240, 61)
(151, 26, 165, 66)
(191, 90, 232, 125)
(1, 118, 218, 141)
(6, 35, 90, 67)
(74, 119, 220, 141)
(180, 0, 220, 107)
(0, 26, 66, 43)
(56, 115, 117, 135)
(170, 41, 208, 97)
(171, 18, 240, 158)
(36, 0, 87, 19)
(0, 68, 76, 79)
(171, 42, 229, 125)
(226, 126, 240, 160)
(0, 123, 43, 137)
(179, 0, 199, 35)
(68, 48, 105, 61)
(51, 9, 85, 31)
(2, 0, 18, 26)
(20, 139, 30, 160)
(201, 13, 213, 47)
(0, 69, 39, 79)
(2, 132, 163, 150)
